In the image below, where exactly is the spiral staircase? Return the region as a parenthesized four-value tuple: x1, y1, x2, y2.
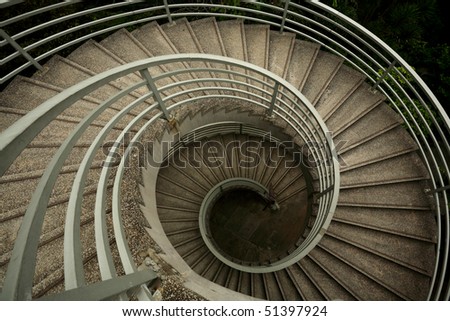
(0, 1, 449, 301)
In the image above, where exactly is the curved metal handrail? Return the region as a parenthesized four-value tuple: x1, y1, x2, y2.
(0, 54, 339, 300)
(0, 0, 448, 300)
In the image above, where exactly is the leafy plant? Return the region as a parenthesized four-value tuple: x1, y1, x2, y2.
(381, 66, 438, 137)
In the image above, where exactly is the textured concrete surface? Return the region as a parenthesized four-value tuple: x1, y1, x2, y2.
(0, 16, 438, 301)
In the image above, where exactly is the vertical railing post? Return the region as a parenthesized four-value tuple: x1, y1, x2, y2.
(139, 68, 171, 120)
(0, 28, 43, 71)
(267, 81, 280, 117)
(280, 0, 291, 34)
(372, 59, 397, 91)
(163, 0, 173, 26)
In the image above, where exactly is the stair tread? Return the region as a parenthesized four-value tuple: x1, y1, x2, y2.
(32, 56, 140, 113)
(333, 206, 437, 242)
(309, 246, 401, 300)
(0, 76, 116, 122)
(338, 180, 432, 209)
(327, 220, 436, 275)
(244, 24, 269, 69)
(190, 17, 227, 57)
(101, 28, 151, 62)
(217, 19, 247, 62)
(334, 102, 404, 151)
(339, 126, 418, 169)
(263, 273, 284, 300)
(325, 82, 385, 130)
(302, 50, 343, 105)
(268, 31, 295, 78)
(315, 64, 365, 118)
(286, 263, 325, 300)
(286, 40, 320, 91)
(320, 235, 431, 300)
(299, 256, 355, 300)
(161, 18, 202, 55)
(273, 269, 302, 300)
(340, 151, 429, 186)
(0, 168, 101, 216)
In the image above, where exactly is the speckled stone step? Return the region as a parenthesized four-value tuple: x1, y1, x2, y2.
(326, 220, 435, 275)
(286, 40, 320, 92)
(333, 102, 403, 152)
(33, 55, 137, 108)
(315, 64, 365, 118)
(319, 235, 431, 300)
(0, 76, 117, 122)
(339, 125, 418, 169)
(309, 246, 401, 300)
(286, 263, 325, 300)
(332, 205, 437, 242)
(268, 31, 296, 78)
(302, 51, 343, 105)
(273, 269, 303, 300)
(340, 151, 429, 187)
(299, 255, 355, 300)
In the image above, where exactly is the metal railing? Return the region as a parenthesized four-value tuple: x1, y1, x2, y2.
(0, 0, 448, 300)
(0, 54, 339, 300)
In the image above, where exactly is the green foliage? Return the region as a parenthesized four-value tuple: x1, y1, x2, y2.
(382, 66, 437, 137)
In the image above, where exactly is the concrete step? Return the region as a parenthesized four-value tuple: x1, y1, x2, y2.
(0, 76, 117, 122)
(315, 65, 365, 119)
(286, 40, 320, 92)
(164, 226, 202, 250)
(244, 24, 269, 70)
(338, 180, 432, 210)
(319, 235, 431, 300)
(179, 145, 217, 188)
(66, 40, 161, 114)
(160, 18, 215, 86)
(268, 31, 296, 78)
(286, 264, 320, 301)
(214, 264, 233, 289)
(157, 158, 211, 194)
(299, 255, 355, 300)
(334, 104, 403, 155)
(155, 190, 201, 212)
(132, 21, 178, 57)
(263, 272, 285, 300)
(0, 168, 101, 221)
(332, 206, 437, 242)
(100, 28, 194, 103)
(189, 17, 227, 60)
(33, 56, 138, 110)
(327, 220, 436, 276)
(200, 256, 222, 279)
(217, 19, 247, 62)
(340, 151, 429, 187)
(219, 133, 241, 178)
(302, 51, 343, 105)
(200, 139, 230, 182)
(277, 179, 307, 204)
(252, 273, 267, 299)
(274, 269, 303, 300)
(1, 186, 107, 265)
(216, 19, 250, 99)
(156, 167, 207, 200)
(310, 246, 401, 300)
(221, 268, 238, 293)
(253, 140, 277, 184)
(244, 24, 269, 97)
(67, 40, 142, 89)
(324, 82, 384, 128)
(339, 125, 418, 170)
